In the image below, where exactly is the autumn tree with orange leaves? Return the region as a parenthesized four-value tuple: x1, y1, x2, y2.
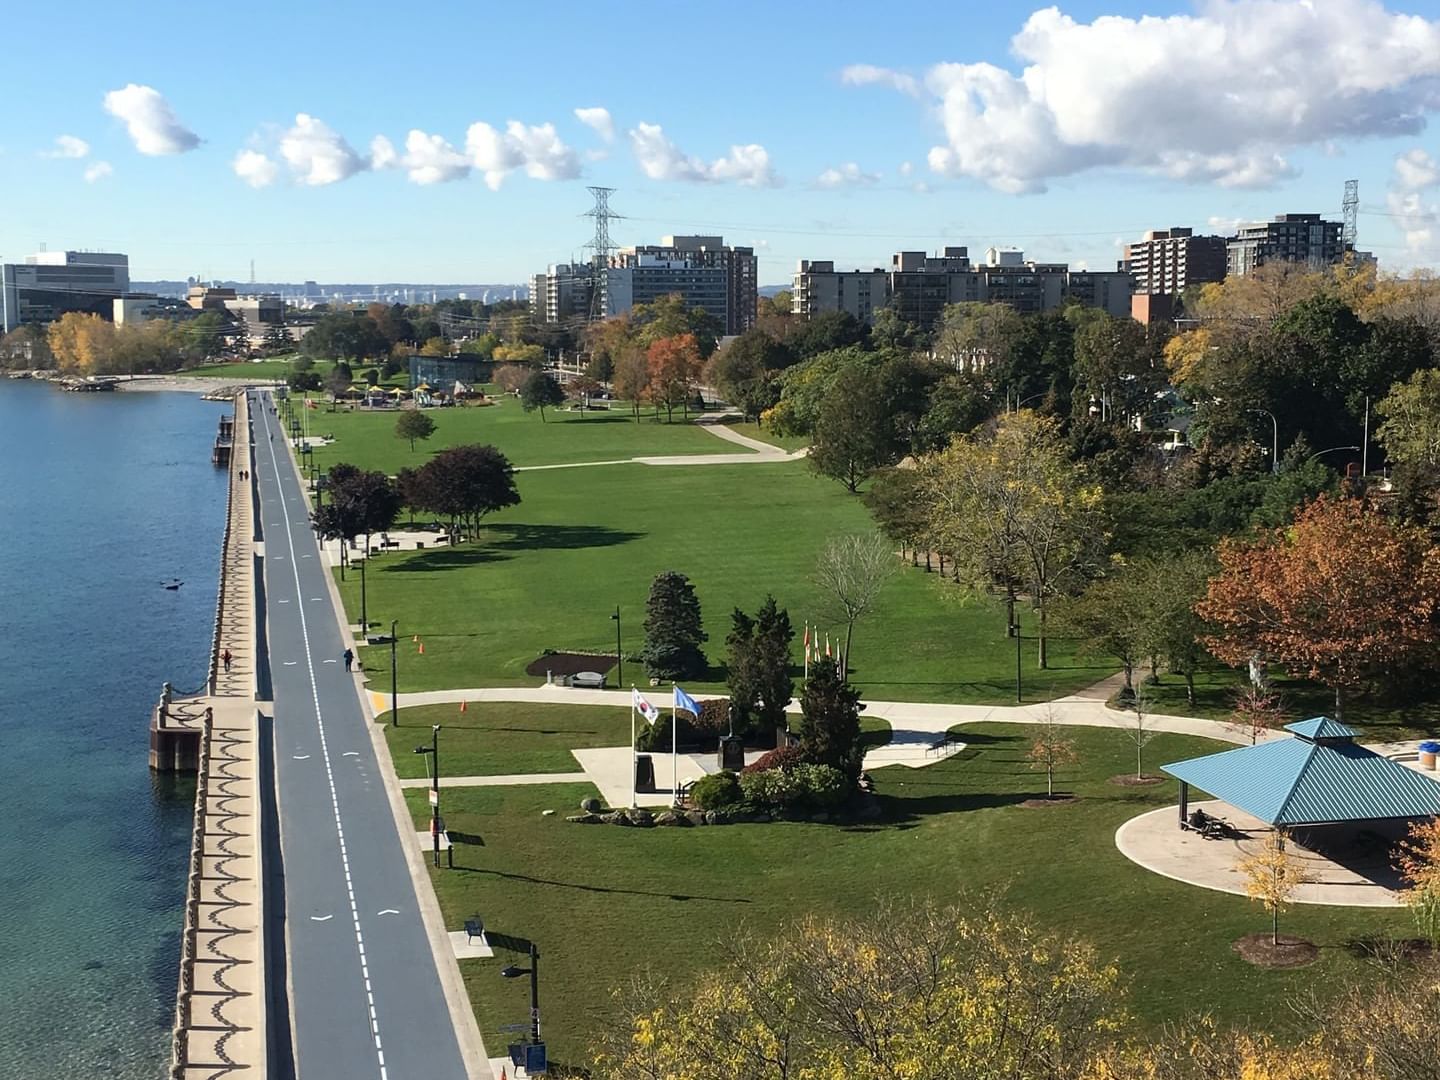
(1196, 495, 1440, 720)
(646, 332, 702, 422)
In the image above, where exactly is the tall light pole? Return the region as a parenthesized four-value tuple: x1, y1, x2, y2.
(500, 944, 541, 1045)
(609, 606, 622, 688)
(1008, 610, 1022, 705)
(359, 554, 367, 633)
(1306, 445, 1360, 465)
(390, 619, 398, 727)
(1250, 409, 1279, 473)
(414, 724, 442, 867)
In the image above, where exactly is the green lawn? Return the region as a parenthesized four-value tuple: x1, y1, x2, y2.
(383, 702, 894, 777)
(177, 358, 314, 379)
(404, 723, 1408, 1067)
(304, 399, 740, 472)
(346, 460, 1109, 702)
(1135, 663, 1440, 741)
(722, 421, 809, 452)
(384, 703, 633, 778)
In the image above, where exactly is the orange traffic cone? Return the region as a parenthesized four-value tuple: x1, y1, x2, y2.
(418, 641, 425, 655)
(459, 700, 467, 713)
(499, 1069, 507, 1080)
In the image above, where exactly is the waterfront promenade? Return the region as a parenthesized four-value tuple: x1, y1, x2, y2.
(254, 392, 478, 1080)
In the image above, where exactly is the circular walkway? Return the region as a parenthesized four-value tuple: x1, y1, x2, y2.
(1115, 800, 1406, 908)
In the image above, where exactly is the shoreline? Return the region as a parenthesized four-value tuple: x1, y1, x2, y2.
(6, 372, 283, 395)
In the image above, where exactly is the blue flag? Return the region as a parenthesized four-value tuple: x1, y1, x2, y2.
(673, 685, 702, 718)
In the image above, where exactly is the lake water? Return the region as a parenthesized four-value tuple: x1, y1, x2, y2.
(0, 382, 228, 1077)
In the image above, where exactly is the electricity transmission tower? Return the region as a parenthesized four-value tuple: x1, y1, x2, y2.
(583, 187, 623, 321)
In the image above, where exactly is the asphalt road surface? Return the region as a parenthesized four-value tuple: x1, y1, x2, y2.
(253, 391, 468, 1080)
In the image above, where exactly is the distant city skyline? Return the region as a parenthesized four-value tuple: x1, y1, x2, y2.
(3, 0, 1439, 284)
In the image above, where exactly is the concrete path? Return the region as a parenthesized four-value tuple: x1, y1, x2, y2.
(256, 395, 477, 1080)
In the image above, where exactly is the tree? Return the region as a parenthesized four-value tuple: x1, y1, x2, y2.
(933, 301, 1025, 374)
(594, 899, 1123, 1080)
(519, 370, 565, 422)
(1237, 830, 1312, 946)
(862, 467, 929, 567)
(710, 329, 791, 422)
(301, 312, 387, 362)
(1057, 573, 1150, 696)
(795, 658, 863, 779)
(458, 332, 500, 360)
(920, 412, 1106, 667)
(1027, 709, 1078, 798)
(493, 342, 545, 365)
(0, 324, 54, 369)
(395, 409, 436, 451)
(1196, 494, 1440, 719)
(914, 374, 992, 453)
(809, 364, 895, 491)
(1396, 817, 1440, 946)
(317, 466, 403, 567)
(47, 312, 114, 374)
(646, 333, 702, 422)
(812, 533, 896, 672)
(183, 311, 235, 360)
(1228, 685, 1286, 746)
(419, 336, 449, 357)
(612, 345, 651, 420)
(1376, 368, 1440, 474)
(725, 596, 794, 739)
(639, 571, 708, 681)
(492, 363, 529, 395)
(1135, 549, 1214, 705)
(402, 444, 519, 540)
(1115, 683, 1159, 779)
(631, 293, 722, 357)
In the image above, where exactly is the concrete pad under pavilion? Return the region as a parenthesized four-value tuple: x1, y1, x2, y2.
(1116, 799, 1408, 907)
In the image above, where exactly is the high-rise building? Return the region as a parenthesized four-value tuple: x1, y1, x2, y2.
(601, 256, 727, 327)
(792, 245, 1132, 329)
(1122, 228, 1227, 296)
(1226, 213, 1346, 277)
(608, 236, 756, 334)
(529, 263, 595, 325)
(1, 250, 130, 333)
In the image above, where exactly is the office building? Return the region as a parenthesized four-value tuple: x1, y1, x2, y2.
(792, 245, 1132, 329)
(1, 251, 129, 333)
(1122, 228, 1227, 296)
(186, 285, 283, 343)
(1226, 213, 1346, 277)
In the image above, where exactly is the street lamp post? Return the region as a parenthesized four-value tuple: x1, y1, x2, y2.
(390, 619, 398, 727)
(500, 944, 541, 1045)
(414, 724, 442, 867)
(609, 606, 622, 688)
(1306, 445, 1361, 464)
(359, 554, 367, 633)
(1008, 611, 1022, 705)
(1250, 409, 1279, 474)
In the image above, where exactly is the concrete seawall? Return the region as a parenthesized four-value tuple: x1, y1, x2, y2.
(152, 391, 271, 1079)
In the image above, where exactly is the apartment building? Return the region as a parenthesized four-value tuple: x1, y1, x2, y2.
(1122, 227, 1227, 296)
(1226, 213, 1345, 277)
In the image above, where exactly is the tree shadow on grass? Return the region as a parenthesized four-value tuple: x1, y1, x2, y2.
(487, 522, 645, 551)
(380, 547, 511, 572)
(876, 790, 1036, 822)
(450, 864, 753, 905)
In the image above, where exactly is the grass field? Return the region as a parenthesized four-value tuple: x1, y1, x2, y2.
(177, 358, 313, 379)
(403, 722, 1408, 1067)
(346, 460, 1108, 701)
(305, 399, 736, 472)
(722, 420, 809, 451)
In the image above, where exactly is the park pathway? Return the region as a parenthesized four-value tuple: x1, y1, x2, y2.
(370, 671, 1273, 777)
(512, 416, 804, 472)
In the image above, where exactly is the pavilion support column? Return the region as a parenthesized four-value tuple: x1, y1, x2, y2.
(1178, 782, 1189, 829)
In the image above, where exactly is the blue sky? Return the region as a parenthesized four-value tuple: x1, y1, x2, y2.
(3, 0, 1440, 286)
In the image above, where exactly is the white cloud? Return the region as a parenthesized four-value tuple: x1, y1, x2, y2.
(279, 114, 367, 186)
(1387, 147, 1440, 260)
(464, 120, 579, 189)
(898, 160, 913, 178)
(628, 122, 778, 187)
(1207, 215, 1247, 235)
(399, 129, 470, 185)
(574, 107, 615, 143)
(102, 84, 199, 155)
(43, 135, 90, 159)
(853, 0, 1440, 193)
(233, 149, 278, 188)
(369, 135, 398, 170)
(840, 63, 920, 97)
(83, 161, 112, 183)
(815, 162, 880, 188)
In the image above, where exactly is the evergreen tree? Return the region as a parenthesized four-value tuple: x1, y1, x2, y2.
(639, 571, 708, 681)
(752, 596, 795, 736)
(796, 658, 863, 779)
(725, 607, 760, 727)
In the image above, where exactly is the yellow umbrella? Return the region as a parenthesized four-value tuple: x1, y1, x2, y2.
(389, 386, 408, 396)
(415, 382, 433, 391)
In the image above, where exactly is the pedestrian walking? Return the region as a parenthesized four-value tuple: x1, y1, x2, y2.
(343, 647, 354, 672)
(221, 648, 233, 673)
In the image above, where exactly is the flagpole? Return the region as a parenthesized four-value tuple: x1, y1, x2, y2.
(629, 687, 637, 808)
(671, 687, 678, 808)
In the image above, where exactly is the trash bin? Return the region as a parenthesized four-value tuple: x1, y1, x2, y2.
(1419, 741, 1440, 771)
(635, 754, 655, 792)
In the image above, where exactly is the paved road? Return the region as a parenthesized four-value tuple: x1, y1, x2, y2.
(253, 391, 468, 1080)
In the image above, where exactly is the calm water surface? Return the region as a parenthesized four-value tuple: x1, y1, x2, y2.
(0, 381, 227, 1077)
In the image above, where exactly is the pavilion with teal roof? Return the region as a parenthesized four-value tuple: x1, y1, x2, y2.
(1162, 717, 1440, 831)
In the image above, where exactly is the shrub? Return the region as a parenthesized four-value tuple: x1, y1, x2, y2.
(790, 763, 850, 809)
(690, 771, 743, 810)
(740, 762, 852, 811)
(742, 745, 805, 775)
(740, 767, 804, 808)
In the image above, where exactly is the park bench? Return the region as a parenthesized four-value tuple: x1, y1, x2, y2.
(569, 671, 606, 690)
(925, 733, 961, 758)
